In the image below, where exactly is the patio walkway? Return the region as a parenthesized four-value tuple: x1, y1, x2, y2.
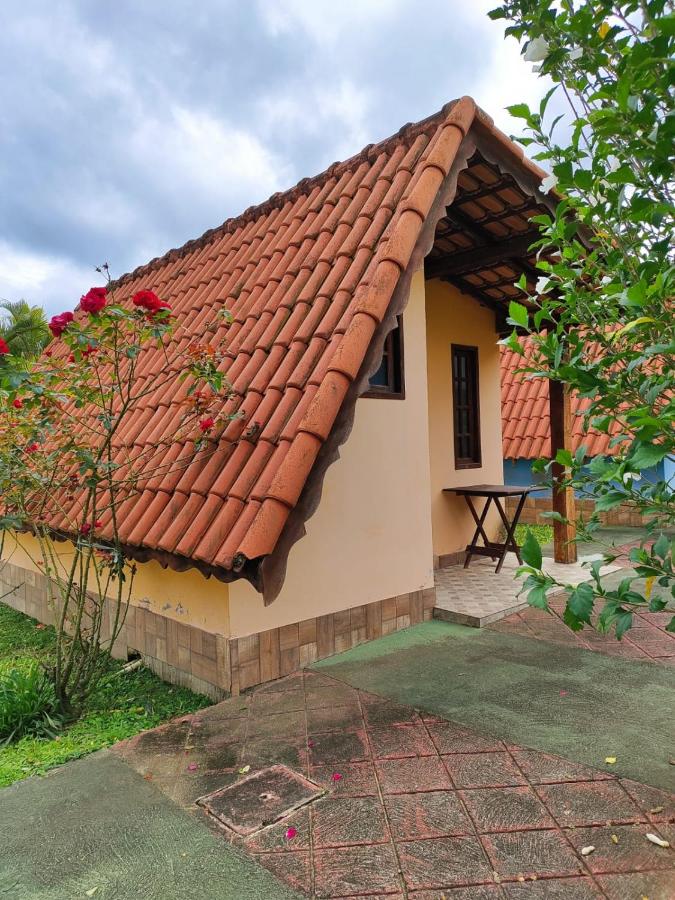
(110, 668, 674, 899)
(434, 556, 620, 627)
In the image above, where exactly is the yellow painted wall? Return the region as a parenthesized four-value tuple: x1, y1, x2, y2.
(425, 279, 503, 557)
(1, 532, 230, 636)
(228, 267, 435, 638)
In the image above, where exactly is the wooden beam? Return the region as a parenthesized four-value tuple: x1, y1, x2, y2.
(549, 378, 578, 563)
(425, 230, 541, 278)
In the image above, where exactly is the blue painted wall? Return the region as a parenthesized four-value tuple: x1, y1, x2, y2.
(503, 457, 667, 496)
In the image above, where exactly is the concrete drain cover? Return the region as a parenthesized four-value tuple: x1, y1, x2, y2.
(196, 764, 324, 836)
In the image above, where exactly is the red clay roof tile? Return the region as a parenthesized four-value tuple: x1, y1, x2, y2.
(501, 338, 621, 460)
(40, 97, 551, 592)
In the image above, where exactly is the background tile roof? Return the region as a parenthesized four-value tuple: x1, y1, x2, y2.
(501, 338, 619, 460)
(46, 97, 491, 587)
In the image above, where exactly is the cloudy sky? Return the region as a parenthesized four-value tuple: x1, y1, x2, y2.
(0, 0, 547, 316)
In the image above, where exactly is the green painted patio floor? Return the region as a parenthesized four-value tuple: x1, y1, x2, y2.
(314, 620, 675, 792)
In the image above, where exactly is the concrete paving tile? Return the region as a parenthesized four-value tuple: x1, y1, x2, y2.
(535, 780, 645, 827)
(397, 835, 493, 890)
(502, 876, 603, 898)
(307, 703, 364, 733)
(375, 756, 453, 794)
(564, 823, 674, 873)
(598, 871, 675, 899)
(511, 750, 613, 785)
(254, 850, 312, 895)
(308, 729, 370, 765)
(312, 796, 389, 847)
(385, 790, 473, 840)
(483, 829, 584, 879)
(460, 786, 555, 833)
(619, 779, 675, 824)
(245, 807, 311, 853)
(360, 694, 422, 727)
(427, 722, 504, 754)
(313, 844, 401, 898)
(443, 752, 527, 789)
(409, 887, 500, 899)
(251, 689, 306, 716)
(310, 761, 379, 797)
(368, 724, 437, 759)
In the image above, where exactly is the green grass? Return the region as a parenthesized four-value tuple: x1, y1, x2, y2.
(0, 603, 211, 787)
(513, 523, 554, 546)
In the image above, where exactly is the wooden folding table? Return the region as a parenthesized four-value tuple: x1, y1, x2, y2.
(443, 484, 539, 574)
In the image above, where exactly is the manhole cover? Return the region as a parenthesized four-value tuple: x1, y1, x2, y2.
(196, 764, 324, 836)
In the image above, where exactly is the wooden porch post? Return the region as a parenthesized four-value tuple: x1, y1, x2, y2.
(549, 378, 577, 563)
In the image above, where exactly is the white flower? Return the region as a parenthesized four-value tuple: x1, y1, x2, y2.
(569, 46, 583, 60)
(524, 36, 550, 62)
(540, 173, 558, 193)
(622, 472, 641, 484)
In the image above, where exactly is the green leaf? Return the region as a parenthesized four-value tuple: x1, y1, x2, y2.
(630, 443, 668, 469)
(568, 583, 595, 625)
(666, 616, 675, 634)
(652, 532, 669, 561)
(508, 301, 529, 329)
(506, 103, 531, 120)
(521, 530, 543, 570)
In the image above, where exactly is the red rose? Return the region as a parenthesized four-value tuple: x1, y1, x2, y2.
(80, 286, 107, 314)
(80, 523, 91, 535)
(132, 290, 170, 314)
(25, 442, 39, 453)
(68, 353, 76, 363)
(12, 398, 23, 409)
(94, 520, 103, 528)
(199, 416, 215, 433)
(82, 343, 97, 357)
(0, 337, 9, 355)
(48, 311, 74, 337)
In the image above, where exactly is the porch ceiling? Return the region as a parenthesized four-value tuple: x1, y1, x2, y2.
(424, 151, 556, 328)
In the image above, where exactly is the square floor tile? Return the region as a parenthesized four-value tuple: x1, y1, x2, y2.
(361, 694, 421, 727)
(368, 724, 436, 759)
(305, 683, 360, 710)
(564, 824, 674, 874)
(245, 709, 306, 740)
(242, 737, 307, 771)
(251, 690, 305, 716)
(172, 770, 238, 807)
(131, 721, 191, 753)
(255, 850, 312, 895)
(245, 807, 311, 853)
(427, 723, 504, 754)
(461, 786, 554, 833)
(536, 781, 645, 827)
(483, 829, 583, 879)
(385, 790, 473, 840)
(195, 697, 251, 721)
(309, 729, 369, 765)
(443, 752, 527, 788)
(189, 716, 249, 745)
(376, 756, 453, 794)
(254, 672, 305, 694)
(183, 740, 243, 773)
(619, 779, 675, 823)
(511, 750, 612, 784)
(409, 888, 500, 899)
(312, 796, 389, 847)
(599, 871, 675, 900)
(397, 835, 493, 890)
(307, 704, 364, 733)
(502, 876, 603, 898)
(313, 843, 401, 898)
(310, 761, 378, 797)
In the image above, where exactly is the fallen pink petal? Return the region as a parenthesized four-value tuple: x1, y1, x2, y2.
(284, 827, 297, 840)
(187, 762, 198, 771)
(330, 772, 343, 782)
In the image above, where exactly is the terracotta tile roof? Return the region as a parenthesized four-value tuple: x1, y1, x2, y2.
(501, 338, 619, 460)
(45, 97, 550, 594)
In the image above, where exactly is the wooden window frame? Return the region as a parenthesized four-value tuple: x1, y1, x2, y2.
(451, 344, 482, 469)
(363, 315, 405, 400)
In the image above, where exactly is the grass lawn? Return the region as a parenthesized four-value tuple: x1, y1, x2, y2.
(513, 523, 553, 546)
(0, 603, 211, 788)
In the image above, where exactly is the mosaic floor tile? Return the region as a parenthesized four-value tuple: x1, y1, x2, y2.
(460, 786, 554, 833)
(313, 844, 401, 898)
(397, 835, 493, 890)
(385, 791, 473, 840)
(482, 829, 584, 879)
(312, 796, 389, 848)
(536, 780, 645, 827)
(443, 752, 527, 789)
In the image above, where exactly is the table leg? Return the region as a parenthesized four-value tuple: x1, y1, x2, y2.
(493, 493, 527, 574)
(463, 495, 494, 568)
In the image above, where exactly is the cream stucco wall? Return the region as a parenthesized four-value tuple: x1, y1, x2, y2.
(1, 532, 231, 636)
(228, 267, 435, 638)
(425, 279, 503, 558)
